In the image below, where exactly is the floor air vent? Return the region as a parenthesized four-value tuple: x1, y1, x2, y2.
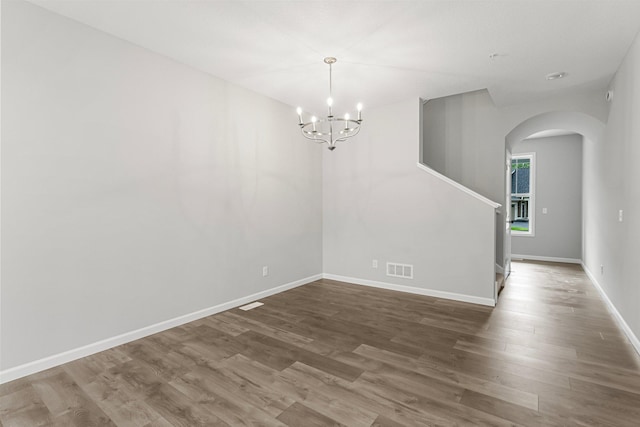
(386, 262, 413, 279)
(239, 301, 264, 311)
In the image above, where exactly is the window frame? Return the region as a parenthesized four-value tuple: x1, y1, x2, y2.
(511, 152, 536, 237)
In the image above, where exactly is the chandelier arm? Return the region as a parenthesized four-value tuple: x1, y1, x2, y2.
(336, 122, 361, 138)
(300, 130, 330, 145)
(302, 129, 332, 138)
(348, 125, 362, 138)
(335, 118, 362, 132)
(334, 129, 361, 144)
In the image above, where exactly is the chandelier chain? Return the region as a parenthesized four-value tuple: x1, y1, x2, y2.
(329, 62, 332, 100)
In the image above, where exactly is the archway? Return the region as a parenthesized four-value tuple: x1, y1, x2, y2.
(506, 111, 605, 149)
(502, 111, 605, 281)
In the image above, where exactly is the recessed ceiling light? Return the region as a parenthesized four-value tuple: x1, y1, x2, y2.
(546, 72, 567, 80)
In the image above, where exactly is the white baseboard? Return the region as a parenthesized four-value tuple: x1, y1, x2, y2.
(322, 274, 495, 307)
(582, 263, 640, 357)
(0, 274, 322, 384)
(511, 254, 581, 264)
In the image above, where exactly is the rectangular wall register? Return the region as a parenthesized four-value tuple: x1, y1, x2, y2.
(386, 262, 413, 279)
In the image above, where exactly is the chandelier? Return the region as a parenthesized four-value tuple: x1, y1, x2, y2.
(296, 57, 363, 151)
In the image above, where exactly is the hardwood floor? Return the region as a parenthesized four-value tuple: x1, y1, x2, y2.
(2, 260, 640, 426)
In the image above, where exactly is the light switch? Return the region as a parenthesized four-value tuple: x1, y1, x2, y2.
(542, 208, 548, 214)
(619, 210, 624, 222)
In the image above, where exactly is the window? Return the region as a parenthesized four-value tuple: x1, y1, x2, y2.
(511, 153, 535, 236)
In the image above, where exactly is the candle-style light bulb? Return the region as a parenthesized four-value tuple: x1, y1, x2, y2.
(296, 107, 303, 125)
(327, 97, 333, 107)
(344, 113, 350, 130)
(311, 116, 317, 132)
(356, 103, 363, 121)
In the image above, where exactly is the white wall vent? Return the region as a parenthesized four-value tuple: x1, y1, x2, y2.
(386, 262, 413, 279)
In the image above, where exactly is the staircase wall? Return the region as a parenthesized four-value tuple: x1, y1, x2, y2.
(323, 98, 497, 305)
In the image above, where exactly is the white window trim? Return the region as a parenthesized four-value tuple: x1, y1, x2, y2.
(511, 152, 535, 237)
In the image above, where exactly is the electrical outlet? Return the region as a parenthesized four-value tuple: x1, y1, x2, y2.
(262, 266, 269, 277)
(600, 265, 604, 275)
(372, 259, 378, 268)
(542, 207, 548, 214)
(619, 210, 624, 222)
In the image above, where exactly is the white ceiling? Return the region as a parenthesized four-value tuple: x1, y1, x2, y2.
(27, 0, 640, 116)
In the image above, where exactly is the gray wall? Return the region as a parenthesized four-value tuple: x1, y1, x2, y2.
(4, 0, 640, 377)
(511, 134, 583, 260)
(422, 87, 608, 270)
(420, 30, 640, 346)
(422, 96, 447, 175)
(422, 90, 504, 201)
(323, 98, 496, 304)
(1, 0, 322, 371)
(583, 30, 640, 346)
(422, 89, 505, 267)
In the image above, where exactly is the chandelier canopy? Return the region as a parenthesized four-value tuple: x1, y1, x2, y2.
(296, 57, 363, 151)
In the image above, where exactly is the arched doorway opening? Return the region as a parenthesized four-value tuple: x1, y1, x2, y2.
(502, 111, 605, 282)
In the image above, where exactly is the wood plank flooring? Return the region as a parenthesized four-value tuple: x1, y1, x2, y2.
(2, 260, 640, 426)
